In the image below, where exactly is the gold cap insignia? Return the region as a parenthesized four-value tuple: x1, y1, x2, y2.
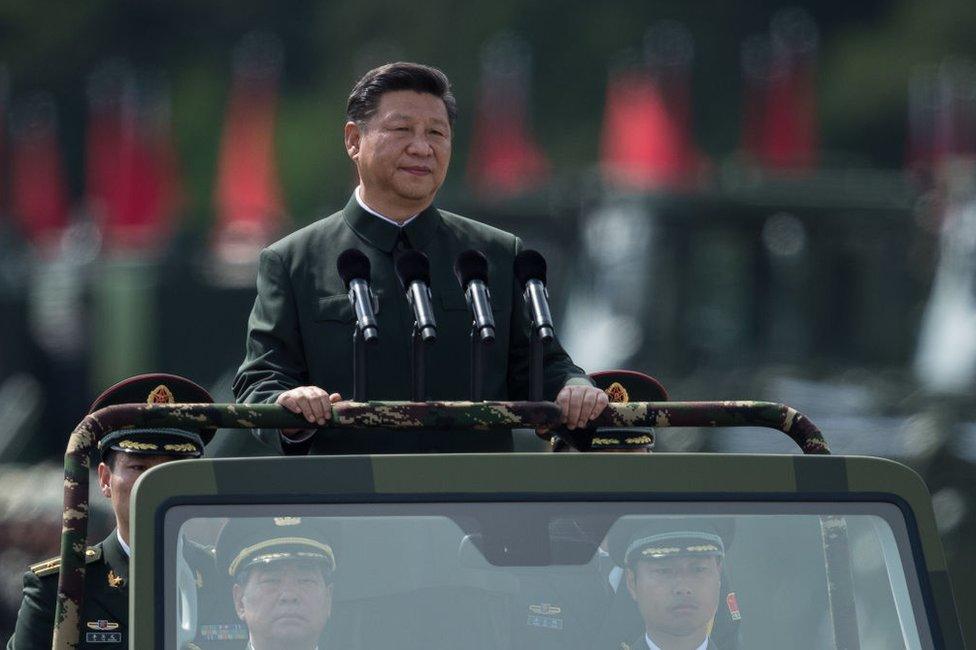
(117, 440, 158, 451)
(228, 537, 335, 577)
(605, 382, 629, 403)
(624, 435, 653, 446)
(147, 384, 175, 404)
(87, 620, 120, 631)
(274, 517, 301, 526)
(163, 443, 199, 453)
(107, 570, 125, 588)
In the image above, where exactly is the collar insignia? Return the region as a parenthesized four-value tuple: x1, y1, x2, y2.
(727, 592, 742, 620)
(107, 570, 125, 588)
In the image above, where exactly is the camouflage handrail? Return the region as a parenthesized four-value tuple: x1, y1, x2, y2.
(587, 400, 830, 455)
(52, 400, 560, 649)
(53, 399, 826, 649)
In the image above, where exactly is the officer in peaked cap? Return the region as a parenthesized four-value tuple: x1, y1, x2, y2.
(215, 517, 337, 650)
(552, 371, 667, 453)
(7, 373, 215, 650)
(605, 518, 738, 650)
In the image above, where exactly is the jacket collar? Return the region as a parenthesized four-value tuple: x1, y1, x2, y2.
(102, 529, 129, 584)
(341, 193, 442, 253)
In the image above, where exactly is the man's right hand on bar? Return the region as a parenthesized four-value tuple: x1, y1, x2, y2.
(276, 386, 342, 436)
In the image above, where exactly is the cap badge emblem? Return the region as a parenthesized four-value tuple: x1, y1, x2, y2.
(147, 385, 175, 404)
(605, 382, 629, 403)
(274, 517, 301, 526)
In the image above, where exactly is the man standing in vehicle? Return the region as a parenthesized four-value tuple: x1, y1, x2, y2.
(6, 374, 216, 650)
(233, 61, 608, 455)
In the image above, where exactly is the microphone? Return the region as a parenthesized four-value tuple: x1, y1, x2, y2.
(514, 249, 554, 342)
(337, 249, 379, 343)
(454, 250, 495, 343)
(395, 250, 437, 342)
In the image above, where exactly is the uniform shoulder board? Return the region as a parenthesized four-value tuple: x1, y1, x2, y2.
(30, 547, 103, 577)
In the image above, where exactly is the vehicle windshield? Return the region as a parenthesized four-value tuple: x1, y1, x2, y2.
(165, 502, 931, 650)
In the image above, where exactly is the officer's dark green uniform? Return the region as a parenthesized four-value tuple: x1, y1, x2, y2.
(5, 373, 215, 650)
(233, 196, 592, 455)
(213, 517, 337, 650)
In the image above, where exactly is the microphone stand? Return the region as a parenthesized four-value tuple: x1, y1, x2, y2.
(529, 328, 544, 401)
(411, 325, 429, 402)
(470, 327, 488, 401)
(353, 327, 367, 402)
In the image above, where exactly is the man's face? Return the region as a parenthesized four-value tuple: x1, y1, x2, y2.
(345, 90, 452, 213)
(626, 556, 722, 644)
(233, 560, 332, 648)
(97, 453, 174, 538)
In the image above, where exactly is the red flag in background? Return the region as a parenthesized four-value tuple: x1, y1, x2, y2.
(467, 32, 549, 198)
(86, 61, 183, 252)
(741, 8, 819, 172)
(212, 32, 285, 262)
(10, 94, 69, 251)
(600, 21, 699, 190)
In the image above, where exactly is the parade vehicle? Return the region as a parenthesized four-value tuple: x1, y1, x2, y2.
(48, 383, 965, 650)
(43, 246, 964, 650)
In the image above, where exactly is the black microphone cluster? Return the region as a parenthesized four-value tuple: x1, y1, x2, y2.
(454, 250, 495, 343)
(335, 246, 557, 401)
(395, 251, 437, 342)
(336, 249, 379, 343)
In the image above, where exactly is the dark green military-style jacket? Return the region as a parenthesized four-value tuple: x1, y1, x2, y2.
(7, 532, 129, 650)
(233, 195, 591, 455)
(7, 532, 223, 650)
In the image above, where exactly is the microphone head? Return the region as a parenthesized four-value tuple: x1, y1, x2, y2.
(454, 249, 489, 287)
(514, 249, 547, 287)
(337, 249, 371, 288)
(394, 249, 431, 286)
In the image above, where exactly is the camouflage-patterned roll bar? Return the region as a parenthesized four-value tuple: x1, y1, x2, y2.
(53, 400, 831, 649)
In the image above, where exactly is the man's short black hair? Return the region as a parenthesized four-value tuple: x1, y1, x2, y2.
(347, 62, 457, 126)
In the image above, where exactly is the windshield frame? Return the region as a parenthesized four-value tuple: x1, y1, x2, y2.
(129, 453, 965, 649)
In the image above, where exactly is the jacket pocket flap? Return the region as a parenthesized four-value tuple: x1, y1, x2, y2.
(314, 295, 355, 323)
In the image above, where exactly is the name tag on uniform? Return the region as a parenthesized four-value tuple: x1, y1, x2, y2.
(199, 623, 249, 641)
(526, 602, 564, 630)
(85, 631, 123, 643)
